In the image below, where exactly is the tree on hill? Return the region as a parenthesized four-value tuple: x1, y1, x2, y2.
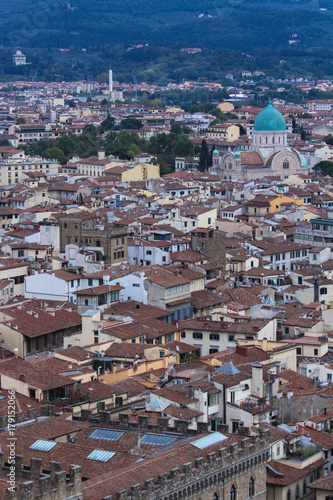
(174, 136, 194, 157)
(119, 117, 143, 130)
(324, 134, 333, 145)
(199, 139, 211, 172)
(171, 122, 182, 135)
(100, 115, 115, 134)
(43, 147, 65, 164)
(313, 160, 333, 176)
(83, 124, 97, 136)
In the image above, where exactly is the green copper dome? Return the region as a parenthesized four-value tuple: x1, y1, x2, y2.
(254, 100, 286, 132)
(234, 151, 240, 157)
(212, 149, 219, 156)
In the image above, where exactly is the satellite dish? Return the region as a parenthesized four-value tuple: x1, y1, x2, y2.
(176, 346, 180, 352)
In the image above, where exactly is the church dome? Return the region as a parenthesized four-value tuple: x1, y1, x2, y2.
(234, 151, 240, 157)
(212, 149, 219, 156)
(300, 154, 307, 167)
(254, 101, 286, 132)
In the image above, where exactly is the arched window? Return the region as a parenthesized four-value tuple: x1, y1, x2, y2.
(230, 485, 236, 500)
(249, 477, 255, 497)
(287, 489, 291, 500)
(295, 484, 299, 500)
(64, 222, 67, 228)
(283, 160, 289, 170)
(303, 480, 307, 495)
(266, 137, 268, 144)
(213, 494, 219, 500)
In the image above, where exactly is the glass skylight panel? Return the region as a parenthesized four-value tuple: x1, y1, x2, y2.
(29, 439, 57, 452)
(140, 433, 177, 446)
(191, 432, 227, 449)
(86, 449, 116, 462)
(88, 428, 124, 441)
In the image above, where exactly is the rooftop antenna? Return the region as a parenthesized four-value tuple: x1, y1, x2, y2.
(29, 69, 37, 93)
(132, 74, 138, 101)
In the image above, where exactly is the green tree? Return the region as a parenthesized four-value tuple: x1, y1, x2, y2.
(189, 104, 200, 114)
(120, 117, 143, 130)
(56, 135, 77, 157)
(44, 147, 65, 164)
(174, 136, 194, 157)
(171, 122, 182, 135)
(324, 134, 333, 145)
(313, 161, 333, 176)
(199, 139, 211, 172)
(100, 115, 115, 134)
(83, 124, 97, 136)
(128, 143, 141, 157)
(0, 139, 10, 146)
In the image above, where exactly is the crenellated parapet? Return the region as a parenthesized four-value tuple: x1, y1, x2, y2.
(75, 410, 211, 435)
(1, 454, 82, 500)
(96, 428, 270, 500)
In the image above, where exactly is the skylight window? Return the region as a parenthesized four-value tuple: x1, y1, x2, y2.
(140, 433, 177, 446)
(191, 432, 227, 449)
(88, 429, 124, 441)
(29, 439, 57, 452)
(86, 449, 115, 462)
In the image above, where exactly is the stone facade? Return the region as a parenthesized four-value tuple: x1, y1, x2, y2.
(4, 455, 82, 500)
(191, 229, 226, 272)
(59, 214, 128, 266)
(211, 147, 307, 182)
(113, 447, 268, 500)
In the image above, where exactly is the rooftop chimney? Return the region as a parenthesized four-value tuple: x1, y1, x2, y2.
(236, 345, 248, 358)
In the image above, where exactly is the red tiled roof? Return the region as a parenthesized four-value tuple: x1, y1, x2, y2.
(267, 458, 327, 486)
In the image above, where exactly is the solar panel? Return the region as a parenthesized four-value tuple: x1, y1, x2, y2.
(29, 439, 57, 452)
(86, 449, 115, 462)
(140, 433, 177, 446)
(88, 429, 124, 441)
(191, 432, 228, 449)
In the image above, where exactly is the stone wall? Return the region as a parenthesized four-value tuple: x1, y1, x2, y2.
(99, 428, 270, 500)
(3, 454, 82, 500)
(274, 394, 333, 424)
(59, 215, 128, 265)
(191, 229, 226, 272)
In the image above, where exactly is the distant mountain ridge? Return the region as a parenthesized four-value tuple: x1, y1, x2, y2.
(0, 0, 332, 51)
